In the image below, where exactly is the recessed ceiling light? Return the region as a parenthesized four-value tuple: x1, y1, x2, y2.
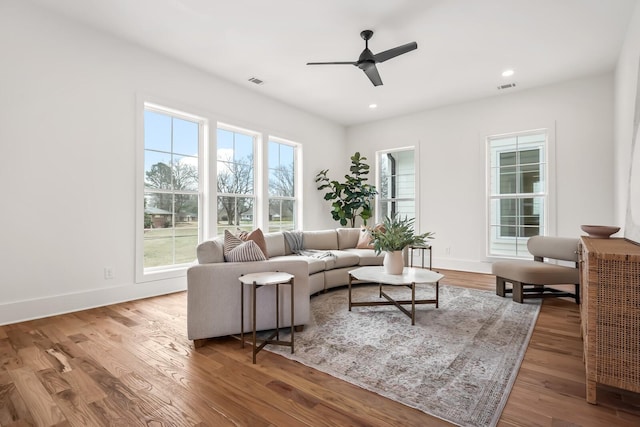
(369, 104, 377, 109)
(502, 69, 515, 77)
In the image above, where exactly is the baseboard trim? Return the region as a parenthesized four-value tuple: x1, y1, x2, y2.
(0, 278, 186, 326)
(432, 258, 493, 274)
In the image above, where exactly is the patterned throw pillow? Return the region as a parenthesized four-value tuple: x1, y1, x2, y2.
(224, 230, 267, 262)
(224, 230, 243, 254)
(356, 227, 374, 249)
(238, 228, 268, 258)
(356, 224, 385, 249)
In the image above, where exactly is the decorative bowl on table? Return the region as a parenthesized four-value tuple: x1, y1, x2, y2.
(580, 225, 620, 239)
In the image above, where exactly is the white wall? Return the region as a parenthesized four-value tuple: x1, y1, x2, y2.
(614, 1, 640, 229)
(0, 0, 345, 324)
(347, 74, 615, 273)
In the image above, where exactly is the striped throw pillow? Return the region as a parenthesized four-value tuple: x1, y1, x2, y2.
(225, 240, 267, 262)
(224, 230, 243, 254)
(224, 230, 267, 262)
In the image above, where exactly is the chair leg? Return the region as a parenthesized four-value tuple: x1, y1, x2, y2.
(496, 277, 507, 297)
(513, 281, 524, 303)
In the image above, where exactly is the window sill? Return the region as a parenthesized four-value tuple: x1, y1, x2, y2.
(136, 264, 190, 284)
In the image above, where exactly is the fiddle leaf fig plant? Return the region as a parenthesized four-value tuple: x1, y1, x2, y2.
(315, 152, 377, 227)
(370, 215, 434, 255)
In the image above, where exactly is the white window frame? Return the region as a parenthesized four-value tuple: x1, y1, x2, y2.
(215, 123, 260, 236)
(136, 100, 207, 283)
(267, 137, 302, 232)
(375, 146, 419, 227)
(486, 129, 553, 259)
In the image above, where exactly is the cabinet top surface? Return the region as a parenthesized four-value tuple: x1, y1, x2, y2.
(581, 237, 640, 259)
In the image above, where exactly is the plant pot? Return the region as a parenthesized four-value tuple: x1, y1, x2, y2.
(383, 250, 404, 275)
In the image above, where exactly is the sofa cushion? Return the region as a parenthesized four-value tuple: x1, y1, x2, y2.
(323, 250, 360, 270)
(492, 260, 579, 285)
(238, 228, 268, 258)
(305, 257, 327, 275)
(337, 227, 360, 249)
(196, 239, 225, 264)
(343, 248, 384, 266)
(303, 230, 338, 250)
(264, 232, 286, 257)
(268, 255, 326, 275)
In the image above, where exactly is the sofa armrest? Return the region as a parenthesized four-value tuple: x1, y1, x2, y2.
(187, 259, 310, 341)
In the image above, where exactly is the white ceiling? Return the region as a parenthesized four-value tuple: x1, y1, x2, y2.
(30, 0, 638, 126)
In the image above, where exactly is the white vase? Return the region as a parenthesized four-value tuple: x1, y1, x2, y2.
(383, 250, 404, 275)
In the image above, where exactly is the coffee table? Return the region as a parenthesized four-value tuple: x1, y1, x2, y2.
(348, 266, 444, 325)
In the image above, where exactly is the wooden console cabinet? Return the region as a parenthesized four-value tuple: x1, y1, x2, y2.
(579, 237, 640, 403)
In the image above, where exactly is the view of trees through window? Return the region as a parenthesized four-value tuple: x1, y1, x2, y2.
(140, 107, 302, 275)
(216, 128, 256, 235)
(268, 140, 296, 232)
(143, 108, 200, 269)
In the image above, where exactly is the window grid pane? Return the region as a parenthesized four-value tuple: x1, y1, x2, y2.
(268, 140, 298, 231)
(378, 149, 416, 222)
(488, 131, 547, 258)
(143, 107, 201, 270)
(217, 128, 256, 235)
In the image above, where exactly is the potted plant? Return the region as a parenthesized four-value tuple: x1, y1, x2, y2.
(370, 215, 434, 274)
(315, 152, 377, 227)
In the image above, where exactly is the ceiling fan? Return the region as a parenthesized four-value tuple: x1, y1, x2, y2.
(307, 30, 418, 87)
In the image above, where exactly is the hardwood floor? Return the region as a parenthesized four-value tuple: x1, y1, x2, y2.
(1, 270, 639, 426)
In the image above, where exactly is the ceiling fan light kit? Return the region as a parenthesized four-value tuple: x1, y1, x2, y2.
(307, 30, 417, 87)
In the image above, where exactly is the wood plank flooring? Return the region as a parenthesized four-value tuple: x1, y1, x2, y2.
(1, 269, 639, 426)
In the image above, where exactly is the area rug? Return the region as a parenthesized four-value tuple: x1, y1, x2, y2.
(268, 283, 541, 427)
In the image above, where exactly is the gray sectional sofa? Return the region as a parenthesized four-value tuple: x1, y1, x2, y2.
(187, 227, 384, 346)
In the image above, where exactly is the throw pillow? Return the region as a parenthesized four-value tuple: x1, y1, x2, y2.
(224, 230, 267, 262)
(356, 227, 374, 249)
(238, 228, 269, 259)
(225, 240, 267, 262)
(223, 229, 244, 254)
(356, 224, 386, 249)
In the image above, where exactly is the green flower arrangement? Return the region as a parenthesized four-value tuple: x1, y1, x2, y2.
(370, 215, 434, 255)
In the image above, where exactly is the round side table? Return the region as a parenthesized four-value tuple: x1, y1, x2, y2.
(239, 271, 295, 364)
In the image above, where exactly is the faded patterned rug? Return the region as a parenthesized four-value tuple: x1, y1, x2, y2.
(268, 283, 540, 427)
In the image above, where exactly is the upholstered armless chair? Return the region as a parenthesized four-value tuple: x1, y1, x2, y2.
(492, 236, 580, 304)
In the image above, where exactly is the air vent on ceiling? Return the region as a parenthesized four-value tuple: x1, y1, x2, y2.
(497, 82, 517, 90)
(248, 77, 264, 85)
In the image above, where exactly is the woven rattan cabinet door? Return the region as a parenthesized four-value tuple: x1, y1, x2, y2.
(580, 237, 640, 404)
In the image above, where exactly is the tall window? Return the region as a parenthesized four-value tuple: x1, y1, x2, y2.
(216, 126, 256, 235)
(143, 106, 202, 271)
(268, 139, 298, 232)
(377, 148, 416, 221)
(488, 131, 547, 257)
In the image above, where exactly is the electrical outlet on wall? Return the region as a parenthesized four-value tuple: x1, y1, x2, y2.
(104, 267, 114, 280)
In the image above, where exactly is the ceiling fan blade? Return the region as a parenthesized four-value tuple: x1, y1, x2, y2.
(362, 63, 383, 86)
(307, 61, 357, 65)
(374, 41, 417, 63)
